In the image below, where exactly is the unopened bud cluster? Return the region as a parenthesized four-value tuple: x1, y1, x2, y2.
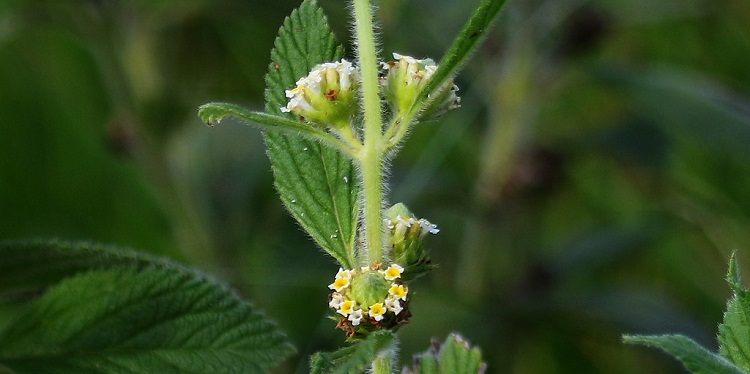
(281, 59, 358, 129)
(327, 263, 411, 338)
(381, 53, 460, 120)
(281, 53, 460, 132)
(385, 203, 439, 281)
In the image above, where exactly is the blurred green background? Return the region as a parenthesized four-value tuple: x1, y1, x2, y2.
(1, 0, 749, 372)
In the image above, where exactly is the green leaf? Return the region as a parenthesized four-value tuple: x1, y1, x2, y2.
(0, 240, 295, 373)
(310, 330, 395, 374)
(197, 102, 357, 157)
(414, 0, 508, 114)
(263, 0, 359, 269)
(403, 333, 485, 374)
(719, 255, 750, 371)
(624, 334, 745, 374)
(0, 240, 157, 301)
(728, 251, 744, 294)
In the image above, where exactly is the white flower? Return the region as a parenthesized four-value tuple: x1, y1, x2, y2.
(383, 264, 405, 281)
(348, 308, 365, 326)
(418, 219, 440, 236)
(338, 300, 355, 316)
(328, 277, 350, 292)
(329, 292, 345, 309)
(385, 296, 404, 315)
(388, 284, 408, 301)
(335, 267, 353, 281)
(369, 303, 386, 321)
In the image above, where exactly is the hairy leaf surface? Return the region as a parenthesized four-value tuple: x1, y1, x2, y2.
(263, 0, 360, 269)
(719, 254, 750, 371)
(310, 330, 395, 374)
(0, 241, 295, 373)
(624, 335, 745, 374)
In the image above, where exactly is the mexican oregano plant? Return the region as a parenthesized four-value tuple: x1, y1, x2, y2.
(199, 0, 506, 371)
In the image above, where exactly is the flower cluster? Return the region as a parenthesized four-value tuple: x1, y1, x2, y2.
(381, 53, 460, 120)
(384, 203, 439, 281)
(281, 59, 358, 129)
(327, 263, 410, 337)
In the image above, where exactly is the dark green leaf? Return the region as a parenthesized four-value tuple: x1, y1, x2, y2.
(0, 240, 295, 373)
(719, 255, 750, 371)
(263, 0, 359, 269)
(624, 334, 745, 374)
(0, 240, 159, 302)
(414, 0, 509, 114)
(310, 330, 395, 374)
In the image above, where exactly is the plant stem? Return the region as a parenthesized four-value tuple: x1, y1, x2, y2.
(353, 0, 385, 265)
(372, 354, 394, 374)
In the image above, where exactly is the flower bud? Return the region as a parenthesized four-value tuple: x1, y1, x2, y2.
(381, 53, 460, 121)
(385, 203, 438, 281)
(281, 59, 358, 129)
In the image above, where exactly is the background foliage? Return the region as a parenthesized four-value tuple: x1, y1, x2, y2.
(1, 0, 749, 372)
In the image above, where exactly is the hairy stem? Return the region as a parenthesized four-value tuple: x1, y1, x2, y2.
(353, 0, 385, 265)
(372, 354, 394, 374)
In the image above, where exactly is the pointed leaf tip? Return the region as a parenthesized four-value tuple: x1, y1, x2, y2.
(727, 251, 744, 294)
(262, 0, 359, 269)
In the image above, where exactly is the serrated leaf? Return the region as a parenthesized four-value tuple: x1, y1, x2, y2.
(0, 240, 157, 301)
(310, 330, 395, 374)
(404, 333, 485, 374)
(719, 255, 750, 371)
(728, 251, 744, 295)
(624, 334, 745, 374)
(263, 0, 359, 269)
(414, 0, 508, 115)
(0, 240, 295, 373)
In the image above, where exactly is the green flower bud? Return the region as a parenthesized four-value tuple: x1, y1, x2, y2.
(381, 53, 460, 121)
(281, 59, 358, 129)
(349, 270, 390, 308)
(385, 203, 439, 281)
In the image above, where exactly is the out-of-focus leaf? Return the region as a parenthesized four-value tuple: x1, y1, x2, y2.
(0, 240, 295, 373)
(0, 240, 156, 301)
(624, 334, 745, 374)
(263, 0, 359, 269)
(0, 29, 176, 257)
(310, 330, 395, 374)
(604, 68, 750, 158)
(415, 0, 509, 115)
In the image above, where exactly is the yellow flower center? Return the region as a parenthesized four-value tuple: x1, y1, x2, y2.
(341, 300, 354, 315)
(389, 284, 407, 300)
(369, 303, 385, 317)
